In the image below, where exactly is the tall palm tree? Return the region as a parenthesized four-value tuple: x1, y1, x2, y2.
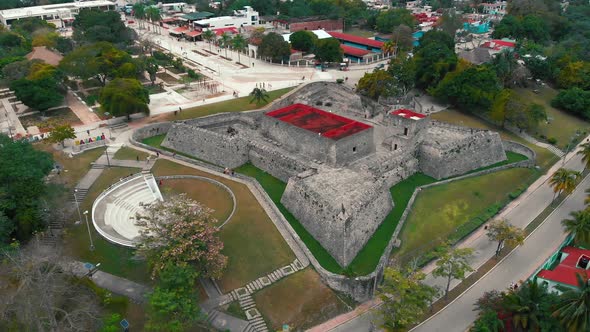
(585, 188, 590, 205)
(231, 34, 247, 64)
(577, 142, 590, 171)
(219, 33, 232, 58)
(249, 87, 269, 105)
(145, 7, 161, 34)
(552, 273, 590, 332)
(502, 281, 552, 331)
(562, 209, 590, 245)
(202, 30, 215, 52)
(381, 41, 396, 56)
(549, 168, 581, 202)
(132, 3, 146, 29)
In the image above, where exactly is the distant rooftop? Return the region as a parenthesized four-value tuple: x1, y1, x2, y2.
(391, 109, 427, 121)
(282, 29, 332, 42)
(328, 31, 384, 48)
(537, 246, 590, 288)
(266, 103, 372, 140)
(182, 11, 214, 20)
(0, 0, 114, 19)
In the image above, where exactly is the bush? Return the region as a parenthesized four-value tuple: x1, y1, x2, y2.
(548, 137, 558, 145)
(187, 69, 201, 80)
(336, 78, 344, 84)
(551, 87, 590, 119)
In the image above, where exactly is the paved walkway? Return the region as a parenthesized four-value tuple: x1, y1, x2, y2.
(66, 90, 101, 124)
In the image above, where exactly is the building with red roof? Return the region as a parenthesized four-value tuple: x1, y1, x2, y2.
(391, 109, 427, 121)
(328, 31, 384, 51)
(536, 246, 590, 293)
(481, 39, 516, 52)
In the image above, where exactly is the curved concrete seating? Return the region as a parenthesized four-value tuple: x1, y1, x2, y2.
(92, 173, 163, 247)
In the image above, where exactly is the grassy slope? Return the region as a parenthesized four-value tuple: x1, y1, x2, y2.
(163, 87, 294, 121)
(151, 159, 294, 292)
(113, 146, 149, 161)
(254, 268, 349, 331)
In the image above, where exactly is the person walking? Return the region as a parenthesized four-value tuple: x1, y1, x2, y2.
(136, 155, 139, 162)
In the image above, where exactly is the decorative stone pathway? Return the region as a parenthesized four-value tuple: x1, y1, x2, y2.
(505, 124, 565, 157)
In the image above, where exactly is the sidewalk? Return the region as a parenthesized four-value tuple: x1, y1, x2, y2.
(66, 90, 101, 125)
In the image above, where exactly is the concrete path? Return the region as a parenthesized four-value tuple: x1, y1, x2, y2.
(1, 97, 26, 136)
(66, 90, 101, 124)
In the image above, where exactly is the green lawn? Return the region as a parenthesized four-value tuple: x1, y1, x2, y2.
(151, 159, 294, 292)
(63, 166, 151, 284)
(431, 109, 559, 171)
(113, 146, 150, 161)
(394, 167, 537, 263)
(141, 134, 166, 149)
(254, 268, 349, 331)
(514, 87, 590, 149)
(163, 87, 294, 121)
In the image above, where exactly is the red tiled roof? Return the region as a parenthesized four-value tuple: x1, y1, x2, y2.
(391, 109, 427, 120)
(173, 26, 189, 33)
(537, 246, 590, 287)
(213, 27, 238, 36)
(328, 31, 384, 48)
(266, 103, 372, 140)
(340, 44, 370, 57)
(162, 18, 176, 23)
(482, 39, 516, 50)
(186, 30, 201, 37)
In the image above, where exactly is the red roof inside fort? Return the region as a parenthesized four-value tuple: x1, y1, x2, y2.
(266, 104, 372, 140)
(391, 109, 427, 120)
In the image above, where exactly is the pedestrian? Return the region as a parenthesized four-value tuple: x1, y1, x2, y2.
(514, 283, 519, 291)
(302, 76, 305, 80)
(174, 110, 178, 116)
(136, 155, 139, 162)
(86, 129, 90, 136)
(158, 179, 163, 186)
(509, 282, 515, 290)
(146, 156, 151, 164)
(179, 106, 182, 112)
(156, 151, 160, 158)
(173, 152, 176, 158)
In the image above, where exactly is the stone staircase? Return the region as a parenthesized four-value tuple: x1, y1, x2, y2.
(109, 122, 128, 131)
(239, 293, 268, 332)
(505, 124, 564, 157)
(71, 188, 89, 203)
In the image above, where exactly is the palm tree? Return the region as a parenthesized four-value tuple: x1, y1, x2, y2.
(249, 87, 269, 105)
(552, 273, 590, 332)
(549, 168, 581, 202)
(585, 188, 590, 205)
(145, 7, 161, 34)
(381, 41, 396, 56)
(577, 142, 590, 171)
(202, 30, 215, 52)
(132, 3, 146, 29)
(562, 209, 590, 245)
(219, 33, 232, 59)
(231, 34, 247, 64)
(502, 281, 544, 331)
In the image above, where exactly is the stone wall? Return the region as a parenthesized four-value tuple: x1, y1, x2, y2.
(248, 143, 311, 182)
(503, 140, 536, 167)
(133, 122, 173, 141)
(329, 127, 375, 166)
(419, 129, 506, 179)
(162, 123, 249, 168)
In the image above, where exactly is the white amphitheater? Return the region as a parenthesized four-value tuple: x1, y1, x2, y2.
(92, 172, 163, 247)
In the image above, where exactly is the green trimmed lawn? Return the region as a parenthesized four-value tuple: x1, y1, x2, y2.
(113, 146, 149, 161)
(395, 167, 537, 262)
(151, 159, 294, 292)
(431, 109, 559, 171)
(142, 134, 166, 149)
(162, 178, 234, 225)
(164, 87, 294, 121)
(514, 87, 590, 149)
(254, 268, 349, 331)
(64, 166, 150, 284)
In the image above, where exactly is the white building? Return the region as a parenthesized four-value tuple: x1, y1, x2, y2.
(193, 6, 259, 30)
(281, 29, 332, 43)
(0, 0, 116, 27)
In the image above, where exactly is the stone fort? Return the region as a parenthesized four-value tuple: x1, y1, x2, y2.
(161, 82, 516, 267)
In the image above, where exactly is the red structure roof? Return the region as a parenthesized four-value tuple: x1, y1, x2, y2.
(391, 109, 427, 120)
(213, 27, 239, 36)
(266, 104, 371, 140)
(537, 246, 590, 287)
(482, 39, 516, 51)
(340, 44, 370, 57)
(328, 31, 384, 48)
(186, 30, 201, 37)
(173, 26, 189, 33)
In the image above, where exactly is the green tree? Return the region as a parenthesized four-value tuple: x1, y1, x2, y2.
(503, 281, 561, 331)
(471, 310, 504, 332)
(414, 41, 457, 89)
(202, 29, 215, 52)
(2, 58, 35, 81)
(249, 87, 269, 105)
(144, 56, 159, 86)
(432, 245, 474, 299)
(0, 135, 53, 242)
(99, 78, 149, 120)
(378, 267, 438, 331)
(557, 61, 590, 90)
(577, 142, 590, 171)
(551, 88, 590, 119)
(135, 194, 227, 279)
(391, 24, 414, 51)
(231, 34, 248, 63)
(133, 3, 146, 29)
(73, 9, 132, 44)
(99, 313, 122, 332)
(48, 124, 76, 148)
(258, 32, 291, 63)
(438, 10, 463, 37)
(145, 6, 162, 34)
(552, 273, 590, 332)
(146, 264, 205, 332)
(10, 77, 64, 111)
(375, 8, 416, 33)
(289, 30, 318, 53)
(486, 219, 525, 257)
(314, 38, 343, 63)
(357, 70, 396, 100)
(561, 209, 590, 246)
(549, 168, 581, 202)
(219, 32, 232, 58)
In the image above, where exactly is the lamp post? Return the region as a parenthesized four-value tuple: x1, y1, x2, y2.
(104, 143, 111, 167)
(83, 210, 95, 251)
(74, 188, 82, 224)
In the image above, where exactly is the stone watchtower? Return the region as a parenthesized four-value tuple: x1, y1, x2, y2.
(382, 108, 429, 152)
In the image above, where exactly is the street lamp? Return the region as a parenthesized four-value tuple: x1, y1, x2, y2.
(73, 189, 82, 224)
(83, 210, 95, 251)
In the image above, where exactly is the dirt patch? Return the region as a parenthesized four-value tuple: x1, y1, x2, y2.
(192, 49, 209, 57)
(156, 72, 179, 85)
(19, 107, 82, 131)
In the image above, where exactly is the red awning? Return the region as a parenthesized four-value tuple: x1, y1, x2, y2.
(340, 45, 370, 57)
(186, 31, 201, 37)
(213, 27, 238, 36)
(173, 26, 189, 33)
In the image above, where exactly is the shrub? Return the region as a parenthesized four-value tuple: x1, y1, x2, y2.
(187, 69, 201, 80)
(548, 137, 558, 145)
(336, 78, 344, 84)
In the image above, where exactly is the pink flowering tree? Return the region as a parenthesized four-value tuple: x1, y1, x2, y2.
(135, 194, 227, 279)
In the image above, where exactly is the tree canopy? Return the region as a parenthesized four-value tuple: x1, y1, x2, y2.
(10, 76, 64, 111)
(258, 32, 291, 63)
(73, 9, 133, 44)
(314, 37, 343, 63)
(99, 78, 150, 119)
(289, 30, 318, 53)
(375, 8, 416, 33)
